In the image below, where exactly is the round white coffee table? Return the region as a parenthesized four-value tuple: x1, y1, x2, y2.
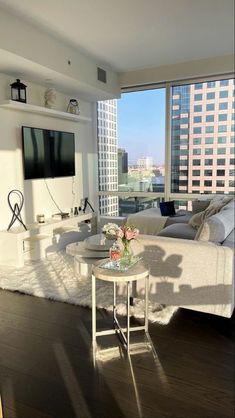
(66, 234, 114, 277)
(92, 259, 149, 353)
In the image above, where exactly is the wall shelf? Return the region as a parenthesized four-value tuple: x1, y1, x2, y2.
(0, 100, 92, 123)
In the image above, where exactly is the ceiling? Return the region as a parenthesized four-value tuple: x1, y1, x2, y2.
(0, 0, 234, 72)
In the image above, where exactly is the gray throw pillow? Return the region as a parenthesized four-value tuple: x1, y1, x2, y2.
(192, 200, 211, 214)
(189, 200, 226, 230)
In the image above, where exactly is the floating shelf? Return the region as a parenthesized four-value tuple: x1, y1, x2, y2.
(0, 100, 92, 123)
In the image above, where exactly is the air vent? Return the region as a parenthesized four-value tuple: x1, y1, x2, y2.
(97, 67, 107, 83)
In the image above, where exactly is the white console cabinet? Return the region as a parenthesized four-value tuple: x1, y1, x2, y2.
(0, 212, 97, 267)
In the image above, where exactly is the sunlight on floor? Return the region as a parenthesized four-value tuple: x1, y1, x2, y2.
(93, 336, 170, 418)
(53, 342, 91, 418)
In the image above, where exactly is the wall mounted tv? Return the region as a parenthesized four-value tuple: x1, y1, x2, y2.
(22, 126, 75, 179)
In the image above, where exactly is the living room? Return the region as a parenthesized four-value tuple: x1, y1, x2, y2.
(0, 1, 234, 418)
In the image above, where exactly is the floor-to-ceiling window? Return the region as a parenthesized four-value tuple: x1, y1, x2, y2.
(97, 76, 234, 216)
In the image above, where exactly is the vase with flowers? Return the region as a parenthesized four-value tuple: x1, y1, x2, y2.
(116, 224, 139, 265)
(102, 222, 119, 240)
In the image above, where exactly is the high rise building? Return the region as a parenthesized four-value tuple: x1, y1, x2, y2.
(118, 148, 128, 185)
(137, 156, 153, 170)
(97, 100, 118, 216)
(171, 79, 235, 195)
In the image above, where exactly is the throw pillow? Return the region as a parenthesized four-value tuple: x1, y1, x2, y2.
(192, 200, 211, 214)
(196, 206, 235, 243)
(159, 201, 176, 216)
(189, 200, 225, 230)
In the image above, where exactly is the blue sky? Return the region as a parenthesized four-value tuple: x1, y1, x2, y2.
(117, 88, 166, 165)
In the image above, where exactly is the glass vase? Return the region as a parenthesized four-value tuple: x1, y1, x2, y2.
(121, 240, 133, 265)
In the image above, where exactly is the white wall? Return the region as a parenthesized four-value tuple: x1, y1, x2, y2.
(0, 8, 120, 101)
(120, 55, 234, 87)
(0, 73, 98, 230)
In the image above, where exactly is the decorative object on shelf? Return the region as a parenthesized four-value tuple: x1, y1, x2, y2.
(102, 223, 119, 240)
(10, 79, 27, 103)
(36, 214, 45, 224)
(67, 99, 80, 115)
(74, 206, 79, 216)
(44, 87, 56, 108)
(83, 197, 95, 213)
(116, 224, 139, 266)
(7, 190, 27, 231)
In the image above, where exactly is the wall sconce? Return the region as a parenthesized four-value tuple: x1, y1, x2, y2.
(10, 79, 27, 103)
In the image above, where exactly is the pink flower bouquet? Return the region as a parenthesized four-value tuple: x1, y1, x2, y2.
(116, 224, 139, 264)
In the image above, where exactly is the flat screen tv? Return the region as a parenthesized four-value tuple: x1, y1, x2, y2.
(22, 126, 75, 179)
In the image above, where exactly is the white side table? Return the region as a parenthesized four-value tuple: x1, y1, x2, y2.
(92, 259, 149, 353)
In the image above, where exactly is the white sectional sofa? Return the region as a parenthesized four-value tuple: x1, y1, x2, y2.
(131, 197, 234, 318)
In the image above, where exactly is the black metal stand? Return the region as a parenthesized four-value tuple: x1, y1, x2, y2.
(7, 190, 27, 231)
(83, 197, 95, 213)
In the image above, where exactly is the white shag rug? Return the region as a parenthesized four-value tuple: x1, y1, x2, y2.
(0, 250, 177, 324)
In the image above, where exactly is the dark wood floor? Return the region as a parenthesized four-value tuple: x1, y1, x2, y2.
(0, 290, 234, 418)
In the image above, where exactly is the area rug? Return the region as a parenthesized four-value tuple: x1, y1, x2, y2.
(0, 250, 177, 324)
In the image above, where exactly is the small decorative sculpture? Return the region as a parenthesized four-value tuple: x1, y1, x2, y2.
(7, 190, 27, 231)
(67, 99, 80, 115)
(44, 87, 56, 108)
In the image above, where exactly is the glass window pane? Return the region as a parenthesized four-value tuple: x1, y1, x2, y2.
(194, 105, 202, 112)
(219, 91, 228, 98)
(206, 103, 215, 111)
(217, 148, 226, 154)
(218, 125, 227, 132)
(218, 136, 227, 144)
(217, 159, 226, 165)
(205, 126, 214, 133)
(207, 92, 215, 100)
(195, 83, 203, 90)
(220, 80, 229, 87)
(206, 115, 214, 122)
(205, 137, 214, 144)
(219, 102, 228, 110)
(205, 148, 213, 155)
(207, 81, 216, 88)
(194, 94, 203, 101)
(204, 170, 212, 176)
(219, 114, 227, 121)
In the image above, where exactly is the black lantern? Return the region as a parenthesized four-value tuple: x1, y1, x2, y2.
(10, 79, 27, 103)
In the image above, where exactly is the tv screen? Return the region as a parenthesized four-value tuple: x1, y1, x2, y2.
(22, 126, 75, 179)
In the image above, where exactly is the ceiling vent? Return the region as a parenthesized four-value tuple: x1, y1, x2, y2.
(97, 67, 107, 83)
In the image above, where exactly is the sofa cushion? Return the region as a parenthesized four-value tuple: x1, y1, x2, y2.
(189, 200, 226, 229)
(196, 205, 235, 243)
(158, 223, 197, 240)
(192, 200, 211, 214)
(165, 211, 192, 227)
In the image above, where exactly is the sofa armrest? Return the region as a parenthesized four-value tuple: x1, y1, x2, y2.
(131, 234, 234, 317)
